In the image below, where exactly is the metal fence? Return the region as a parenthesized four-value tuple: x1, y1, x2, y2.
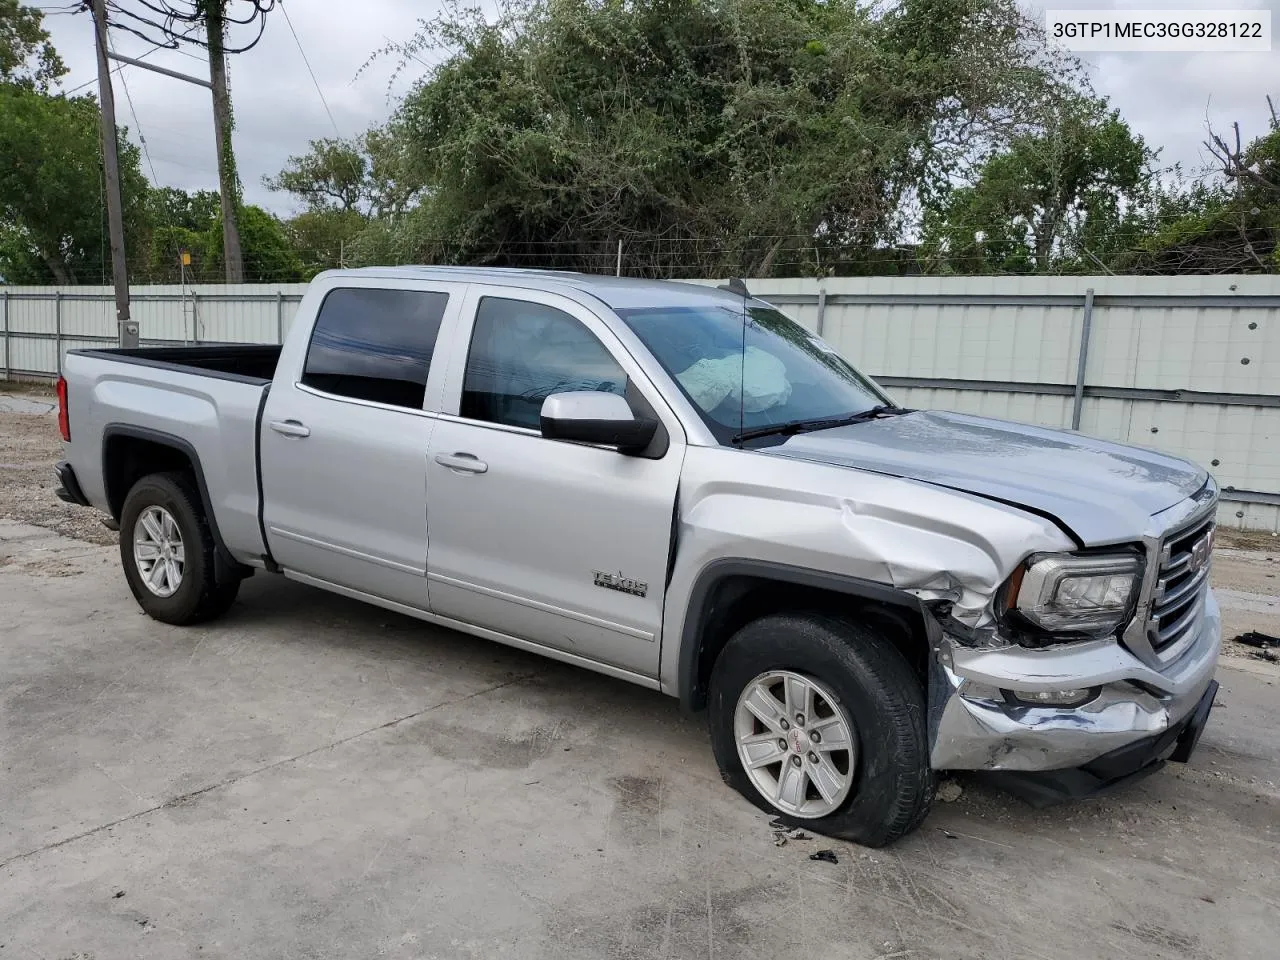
(0, 284, 309, 371)
(3, 275, 1278, 532)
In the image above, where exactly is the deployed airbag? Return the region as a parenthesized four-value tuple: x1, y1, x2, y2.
(676, 347, 791, 413)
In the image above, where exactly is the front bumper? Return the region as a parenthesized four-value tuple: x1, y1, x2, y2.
(982, 679, 1218, 806)
(930, 590, 1221, 773)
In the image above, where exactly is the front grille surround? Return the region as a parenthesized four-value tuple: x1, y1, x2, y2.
(1120, 481, 1218, 671)
(1147, 515, 1214, 658)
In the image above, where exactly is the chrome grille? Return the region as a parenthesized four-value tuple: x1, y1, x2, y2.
(1147, 515, 1214, 655)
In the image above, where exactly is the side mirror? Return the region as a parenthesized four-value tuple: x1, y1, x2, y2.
(539, 391, 658, 453)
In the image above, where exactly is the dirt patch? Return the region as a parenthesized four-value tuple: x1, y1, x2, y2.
(1218, 528, 1280, 550)
(1212, 549, 1280, 666)
(0, 379, 58, 396)
(1213, 549, 1280, 594)
(0, 395, 115, 546)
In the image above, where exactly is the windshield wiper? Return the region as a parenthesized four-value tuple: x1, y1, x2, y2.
(731, 405, 905, 445)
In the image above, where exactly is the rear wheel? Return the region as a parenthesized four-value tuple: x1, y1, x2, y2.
(708, 613, 933, 847)
(119, 472, 240, 625)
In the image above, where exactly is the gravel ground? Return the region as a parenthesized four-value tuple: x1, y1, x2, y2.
(0, 387, 116, 546)
(2, 384, 1277, 653)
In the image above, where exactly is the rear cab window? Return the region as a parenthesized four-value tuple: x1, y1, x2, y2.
(302, 287, 449, 409)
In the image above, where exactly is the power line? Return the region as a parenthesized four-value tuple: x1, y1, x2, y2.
(62, 12, 208, 97)
(108, 34, 161, 186)
(273, 0, 366, 220)
(278, 0, 340, 138)
(101, 0, 275, 54)
(63, 41, 166, 95)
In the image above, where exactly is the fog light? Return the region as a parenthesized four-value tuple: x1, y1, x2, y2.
(1004, 688, 1099, 708)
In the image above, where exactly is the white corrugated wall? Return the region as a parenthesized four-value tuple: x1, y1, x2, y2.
(0, 284, 309, 371)
(3, 276, 1277, 531)
(738, 275, 1280, 533)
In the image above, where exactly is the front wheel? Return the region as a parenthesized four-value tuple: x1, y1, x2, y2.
(119, 472, 240, 625)
(708, 613, 933, 847)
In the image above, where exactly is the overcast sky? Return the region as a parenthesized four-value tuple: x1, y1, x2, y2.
(39, 0, 1280, 215)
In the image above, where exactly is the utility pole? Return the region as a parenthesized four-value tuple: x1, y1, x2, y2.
(89, 0, 139, 348)
(205, 1, 244, 282)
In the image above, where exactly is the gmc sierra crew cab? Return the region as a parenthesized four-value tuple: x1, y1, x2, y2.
(54, 267, 1222, 846)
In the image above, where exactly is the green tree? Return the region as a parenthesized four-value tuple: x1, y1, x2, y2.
(1124, 107, 1278, 274)
(140, 187, 217, 281)
(148, 186, 222, 232)
(203, 205, 304, 282)
(352, 0, 1080, 276)
(265, 128, 419, 219)
(0, 3, 154, 284)
(0, 0, 63, 89)
(284, 208, 366, 276)
(265, 137, 371, 213)
(0, 87, 150, 283)
(921, 98, 1157, 274)
(137, 191, 305, 283)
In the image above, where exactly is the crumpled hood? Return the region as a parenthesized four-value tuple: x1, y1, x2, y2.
(762, 410, 1208, 546)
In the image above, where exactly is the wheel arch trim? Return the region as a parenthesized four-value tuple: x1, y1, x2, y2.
(102, 423, 242, 581)
(676, 558, 935, 712)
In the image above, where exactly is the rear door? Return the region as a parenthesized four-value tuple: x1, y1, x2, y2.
(260, 280, 466, 608)
(423, 286, 685, 678)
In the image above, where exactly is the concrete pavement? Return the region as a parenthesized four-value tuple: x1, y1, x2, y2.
(2, 520, 1277, 959)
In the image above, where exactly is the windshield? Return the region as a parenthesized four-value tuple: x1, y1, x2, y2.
(616, 303, 891, 444)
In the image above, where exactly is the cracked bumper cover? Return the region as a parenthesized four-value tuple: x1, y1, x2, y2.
(929, 590, 1221, 772)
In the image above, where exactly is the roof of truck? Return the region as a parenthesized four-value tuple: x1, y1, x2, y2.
(319, 265, 755, 310)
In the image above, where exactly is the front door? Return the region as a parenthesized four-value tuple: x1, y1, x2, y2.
(260, 281, 464, 608)
(424, 287, 685, 677)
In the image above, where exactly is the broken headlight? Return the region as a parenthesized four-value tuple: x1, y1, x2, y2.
(1012, 554, 1141, 635)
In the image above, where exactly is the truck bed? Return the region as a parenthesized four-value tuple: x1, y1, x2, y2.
(72, 344, 283, 383)
(60, 344, 279, 565)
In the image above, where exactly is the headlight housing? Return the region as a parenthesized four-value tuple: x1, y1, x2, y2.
(1012, 553, 1142, 635)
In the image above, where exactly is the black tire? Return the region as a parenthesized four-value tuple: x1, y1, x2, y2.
(119, 472, 240, 625)
(708, 613, 933, 847)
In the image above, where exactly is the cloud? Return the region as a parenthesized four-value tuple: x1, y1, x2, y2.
(1023, 0, 1279, 175)
(42, 0, 441, 211)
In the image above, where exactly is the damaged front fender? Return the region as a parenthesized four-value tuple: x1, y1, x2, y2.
(661, 446, 1078, 702)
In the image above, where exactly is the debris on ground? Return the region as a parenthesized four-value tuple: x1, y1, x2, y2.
(771, 825, 809, 846)
(937, 779, 963, 803)
(1253, 649, 1279, 663)
(1234, 631, 1279, 649)
(809, 849, 839, 865)
(940, 829, 959, 840)
(112, 890, 125, 899)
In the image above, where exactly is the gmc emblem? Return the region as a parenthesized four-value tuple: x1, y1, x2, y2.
(1187, 530, 1213, 575)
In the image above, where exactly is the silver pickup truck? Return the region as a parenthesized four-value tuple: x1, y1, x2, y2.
(54, 267, 1221, 846)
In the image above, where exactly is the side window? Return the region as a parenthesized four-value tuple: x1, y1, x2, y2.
(302, 287, 448, 409)
(461, 297, 628, 430)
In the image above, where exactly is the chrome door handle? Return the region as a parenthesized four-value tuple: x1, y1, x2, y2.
(434, 452, 488, 474)
(269, 419, 311, 438)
